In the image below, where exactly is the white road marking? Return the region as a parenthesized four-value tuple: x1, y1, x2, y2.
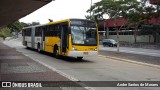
(23, 54, 94, 90)
(3, 39, 94, 90)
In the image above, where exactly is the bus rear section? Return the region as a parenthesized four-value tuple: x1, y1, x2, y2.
(22, 27, 33, 48)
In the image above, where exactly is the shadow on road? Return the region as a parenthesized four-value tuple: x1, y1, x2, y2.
(100, 50, 160, 66)
(25, 47, 94, 63)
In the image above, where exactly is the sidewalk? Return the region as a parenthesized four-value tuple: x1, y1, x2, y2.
(99, 50, 160, 66)
(0, 42, 84, 89)
(99, 45, 160, 57)
(99, 45, 160, 66)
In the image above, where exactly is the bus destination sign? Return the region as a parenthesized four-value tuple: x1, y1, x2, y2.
(70, 20, 96, 27)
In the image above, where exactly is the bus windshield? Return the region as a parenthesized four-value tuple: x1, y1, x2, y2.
(71, 25, 97, 45)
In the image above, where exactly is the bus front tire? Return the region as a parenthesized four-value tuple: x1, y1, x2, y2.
(26, 42, 29, 49)
(54, 47, 59, 58)
(77, 57, 83, 60)
(37, 44, 41, 53)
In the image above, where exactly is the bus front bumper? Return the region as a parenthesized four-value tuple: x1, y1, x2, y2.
(68, 51, 98, 57)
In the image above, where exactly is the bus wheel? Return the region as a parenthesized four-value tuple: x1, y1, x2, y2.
(37, 44, 41, 53)
(26, 45, 29, 49)
(54, 47, 59, 58)
(26, 42, 29, 49)
(77, 57, 83, 60)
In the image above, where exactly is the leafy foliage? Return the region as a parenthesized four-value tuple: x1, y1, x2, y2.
(0, 21, 40, 39)
(142, 23, 160, 33)
(28, 22, 40, 26)
(141, 23, 160, 42)
(8, 21, 40, 33)
(0, 27, 12, 39)
(87, 0, 141, 19)
(8, 21, 23, 32)
(86, 0, 159, 43)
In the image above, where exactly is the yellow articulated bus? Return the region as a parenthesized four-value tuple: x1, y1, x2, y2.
(22, 19, 99, 59)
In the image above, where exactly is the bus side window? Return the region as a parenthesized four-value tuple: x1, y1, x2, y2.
(39, 27, 42, 36)
(22, 29, 25, 36)
(45, 26, 48, 36)
(45, 26, 51, 36)
(28, 28, 31, 36)
(35, 27, 39, 36)
(25, 28, 31, 36)
(55, 25, 61, 38)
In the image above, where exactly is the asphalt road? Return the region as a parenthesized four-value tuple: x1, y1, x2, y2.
(100, 45, 160, 57)
(3, 39, 160, 90)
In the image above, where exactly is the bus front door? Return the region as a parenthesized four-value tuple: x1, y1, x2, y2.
(61, 24, 68, 54)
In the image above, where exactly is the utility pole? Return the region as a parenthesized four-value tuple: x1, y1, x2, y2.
(103, 19, 106, 38)
(90, 0, 92, 19)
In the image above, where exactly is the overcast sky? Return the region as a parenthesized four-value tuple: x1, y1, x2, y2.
(19, 0, 101, 24)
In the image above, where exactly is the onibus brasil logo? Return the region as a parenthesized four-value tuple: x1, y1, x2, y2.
(1, 82, 42, 88)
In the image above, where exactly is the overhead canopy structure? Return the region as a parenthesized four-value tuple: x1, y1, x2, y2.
(0, 0, 53, 29)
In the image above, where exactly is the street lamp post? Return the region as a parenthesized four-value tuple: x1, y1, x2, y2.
(90, 0, 92, 19)
(103, 19, 106, 38)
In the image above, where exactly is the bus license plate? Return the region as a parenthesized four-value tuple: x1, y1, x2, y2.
(83, 52, 88, 55)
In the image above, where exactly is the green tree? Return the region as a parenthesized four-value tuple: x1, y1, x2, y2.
(87, 0, 160, 44)
(20, 22, 30, 27)
(8, 21, 24, 38)
(20, 22, 40, 27)
(0, 27, 12, 40)
(28, 22, 40, 26)
(87, 0, 140, 52)
(142, 0, 160, 22)
(8, 21, 40, 33)
(8, 21, 23, 32)
(140, 0, 159, 43)
(86, 1, 104, 21)
(142, 23, 160, 43)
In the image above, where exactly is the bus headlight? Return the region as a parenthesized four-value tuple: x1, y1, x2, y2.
(94, 49, 97, 51)
(72, 47, 77, 51)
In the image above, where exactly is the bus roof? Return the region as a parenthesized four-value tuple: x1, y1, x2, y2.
(46, 19, 70, 25)
(23, 24, 46, 29)
(47, 18, 95, 25)
(23, 18, 96, 29)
